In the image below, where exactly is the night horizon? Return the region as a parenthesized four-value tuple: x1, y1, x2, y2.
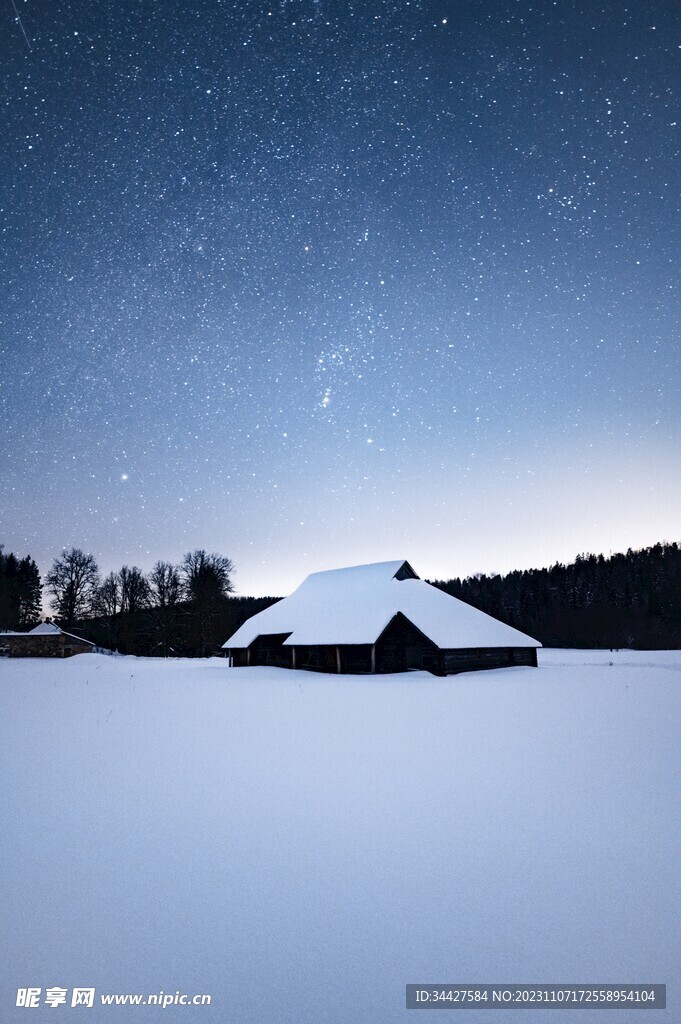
(2, 0, 679, 598)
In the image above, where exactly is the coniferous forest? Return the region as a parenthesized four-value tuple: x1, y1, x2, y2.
(1, 541, 680, 655)
(430, 542, 681, 650)
(0, 548, 42, 630)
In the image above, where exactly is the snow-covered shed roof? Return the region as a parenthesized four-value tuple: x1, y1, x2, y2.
(27, 622, 94, 645)
(224, 560, 541, 650)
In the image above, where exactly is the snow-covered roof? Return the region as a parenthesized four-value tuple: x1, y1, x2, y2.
(26, 622, 95, 645)
(224, 560, 541, 650)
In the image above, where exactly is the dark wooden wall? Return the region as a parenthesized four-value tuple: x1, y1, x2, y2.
(442, 646, 537, 674)
(247, 633, 294, 668)
(376, 613, 440, 673)
(228, 627, 538, 676)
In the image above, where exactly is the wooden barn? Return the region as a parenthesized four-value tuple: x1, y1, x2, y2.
(0, 621, 95, 658)
(223, 560, 541, 676)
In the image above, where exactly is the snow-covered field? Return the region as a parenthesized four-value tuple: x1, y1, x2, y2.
(1, 650, 679, 1022)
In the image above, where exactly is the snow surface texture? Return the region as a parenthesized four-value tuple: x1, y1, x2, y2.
(1, 650, 679, 1023)
(225, 559, 541, 648)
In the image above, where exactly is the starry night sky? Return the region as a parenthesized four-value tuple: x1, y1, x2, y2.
(1, 0, 679, 596)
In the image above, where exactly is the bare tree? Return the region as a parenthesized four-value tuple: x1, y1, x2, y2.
(45, 548, 100, 627)
(148, 561, 181, 608)
(182, 550, 234, 602)
(181, 550, 235, 655)
(95, 572, 120, 617)
(148, 561, 182, 656)
(93, 572, 121, 649)
(119, 565, 150, 615)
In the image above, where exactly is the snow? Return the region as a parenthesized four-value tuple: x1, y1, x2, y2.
(27, 622, 63, 635)
(1, 649, 679, 1023)
(225, 559, 541, 649)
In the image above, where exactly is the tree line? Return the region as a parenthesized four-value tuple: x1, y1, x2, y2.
(2, 540, 680, 654)
(430, 541, 681, 649)
(1, 545, 277, 657)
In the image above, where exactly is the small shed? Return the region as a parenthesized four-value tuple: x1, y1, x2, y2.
(0, 622, 95, 658)
(223, 560, 541, 676)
